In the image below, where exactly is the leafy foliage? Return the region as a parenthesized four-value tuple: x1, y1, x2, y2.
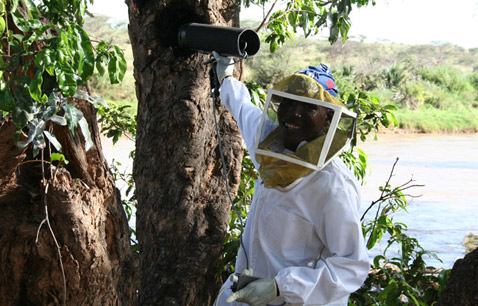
(351, 160, 451, 305)
(0, 0, 127, 157)
(241, 0, 375, 50)
(96, 100, 136, 144)
(109, 158, 138, 252)
(96, 99, 137, 251)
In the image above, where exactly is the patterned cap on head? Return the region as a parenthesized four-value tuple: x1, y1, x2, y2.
(296, 64, 338, 97)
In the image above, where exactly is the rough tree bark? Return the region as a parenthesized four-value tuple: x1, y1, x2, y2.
(437, 248, 478, 306)
(127, 0, 243, 304)
(0, 3, 138, 304)
(0, 100, 138, 305)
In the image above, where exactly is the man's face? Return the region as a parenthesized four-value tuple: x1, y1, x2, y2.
(277, 98, 329, 151)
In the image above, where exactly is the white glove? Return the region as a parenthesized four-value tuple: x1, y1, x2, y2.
(226, 278, 278, 306)
(212, 51, 234, 84)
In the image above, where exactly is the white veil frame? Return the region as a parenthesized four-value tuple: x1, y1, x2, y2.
(254, 89, 357, 171)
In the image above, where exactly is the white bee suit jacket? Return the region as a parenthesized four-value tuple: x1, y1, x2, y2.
(216, 77, 370, 306)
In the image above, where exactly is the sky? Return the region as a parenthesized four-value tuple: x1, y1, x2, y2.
(89, 0, 478, 49)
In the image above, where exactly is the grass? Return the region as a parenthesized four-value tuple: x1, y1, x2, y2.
(394, 107, 478, 133)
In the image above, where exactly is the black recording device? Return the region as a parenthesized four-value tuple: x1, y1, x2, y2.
(178, 23, 260, 58)
(230, 273, 261, 292)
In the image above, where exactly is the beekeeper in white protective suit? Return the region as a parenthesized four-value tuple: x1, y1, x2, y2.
(212, 52, 370, 306)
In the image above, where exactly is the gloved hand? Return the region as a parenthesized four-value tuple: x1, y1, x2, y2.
(212, 51, 234, 84)
(226, 277, 278, 306)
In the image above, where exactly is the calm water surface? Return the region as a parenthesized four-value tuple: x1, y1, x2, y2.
(359, 133, 478, 268)
(103, 133, 478, 269)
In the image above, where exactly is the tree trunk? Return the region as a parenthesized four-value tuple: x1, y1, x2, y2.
(437, 248, 478, 306)
(0, 99, 138, 305)
(127, 0, 243, 304)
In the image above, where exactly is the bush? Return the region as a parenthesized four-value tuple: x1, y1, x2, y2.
(401, 81, 426, 110)
(417, 66, 472, 92)
(468, 72, 478, 90)
(422, 82, 448, 109)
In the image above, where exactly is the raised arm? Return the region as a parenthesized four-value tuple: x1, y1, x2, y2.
(219, 77, 263, 169)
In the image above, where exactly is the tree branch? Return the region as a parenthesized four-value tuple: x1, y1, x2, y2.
(258, 8, 320, 31)
(255, 0, 280, 32)
(361, 157, 400, 221)
(254, 0, 335, 32)
(361, 157, 424, 249)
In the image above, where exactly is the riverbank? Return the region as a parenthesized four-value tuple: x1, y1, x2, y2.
(388, 108, 478, 133)
(464, 233, 478, 253)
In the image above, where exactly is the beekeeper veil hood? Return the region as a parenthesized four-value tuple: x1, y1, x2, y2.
(255, 64, 357, 188)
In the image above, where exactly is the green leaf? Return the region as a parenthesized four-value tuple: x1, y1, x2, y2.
(47, 91, 61, 106)
(63, 103, 92, 151)
(269, 41, 278, 53)
(107, 53, 119, 84)
(50, 115, 67, 126)
(378, 279, 397, 300)
(11, 12, 32, 32)
(95, 40, 111, 52)
(64, 103, 84, 134)
(288, 11, 297, 27)
(9, 0, 19, 13)
(23, 0, 40, 20)
(12, 88, 35, 128)
(74, 25, 94, 81)
(0, 89, 15, 112)
(107, 45, 127, 84)
(31, 133, 45, 157)
(383, 104, 398, 111)
(50, 152, 69, 164)
(56, 60, 78, 97)
(43, 49, 56, 76)
(115, 46, 127, 78)
(0, 17, 5, 34)
(23, 24, 55, 49)
(78, 116, 93, 151)
(388, 112, 399, 127)
(29, 66, 47, 103)
(17, 119, 46, 148)
(96, 57, 107, 76)
(43, 130, 62, 152)
(373, 255, 385, 268)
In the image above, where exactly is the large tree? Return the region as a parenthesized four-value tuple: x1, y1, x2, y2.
(0, 1, 137, 305)
(127, 0, 243, 304)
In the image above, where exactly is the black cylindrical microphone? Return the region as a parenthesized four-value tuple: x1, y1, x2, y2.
(178, 23, 260, 58)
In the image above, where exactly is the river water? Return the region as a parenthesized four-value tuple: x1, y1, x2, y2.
(102, 133, 478, 269)
(358, 133, 478, 269)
